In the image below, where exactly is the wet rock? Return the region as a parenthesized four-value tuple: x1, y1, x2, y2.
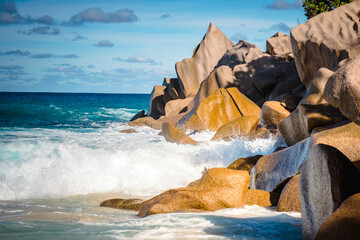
(100, 198, 144, 211)
(120, 128, 137, 134)
(162, 122, 197, 145)
(227, 155, 262, 172)
(260, 101, 290, 129)
(130, 110, 146, 122)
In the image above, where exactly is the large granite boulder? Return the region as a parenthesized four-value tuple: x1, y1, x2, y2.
(245, 189, 279, 207)
(324, 55, 360, 124)
(315, 193, 360, 240)
(251, 122, 360, 192)
(178, 87, 261, 132)
(217, 40, 264, 69)
(276, 174, 301, 212)
(266, 32, 292, 58)
(267, 75, 303, 101)
(138, 168, 250, 217)
(211, 115, 259, 141)
(187, 65, 236, 112)
(290, 1, 360, 88)
(300, 144, 360, 239)
(278, 104, 346, 146)
(162, 122, 197, 145)
(175, 23, 234, 97)
(260, 101, 290, 129)
(129, 116, 164, 130)
(147, 85, 166, 119)
(130, 110, 146, 122)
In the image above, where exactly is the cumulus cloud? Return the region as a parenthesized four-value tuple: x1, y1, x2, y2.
(113, 56, 159, 65)
(19, 26, 60, 35)
(259, 22, 291, 33)
(0, 49, 31, 56)
(72, 33, 88, 41)
(230, 33, 248, 42)
(160, 14, 171, 19)
(0, 0, 55, 25)
(95, 40, 114, 47)
(266, 0, 302, 10)
(31, 53, 79, 59)
(65, 8, 139, 26)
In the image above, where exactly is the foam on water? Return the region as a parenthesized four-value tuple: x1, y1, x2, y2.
(0, 123, 278, 200)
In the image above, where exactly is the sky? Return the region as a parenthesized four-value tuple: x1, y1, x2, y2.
(0, 0, 306, 93)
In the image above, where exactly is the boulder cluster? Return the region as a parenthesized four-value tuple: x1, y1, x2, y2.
(106, 1, 360, 239)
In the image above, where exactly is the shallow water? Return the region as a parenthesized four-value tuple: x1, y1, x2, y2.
(0, 92, 301, 239)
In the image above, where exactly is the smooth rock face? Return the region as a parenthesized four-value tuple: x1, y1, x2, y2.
(300, 144, 360, 240)
(276, 174, 301, 212)
(175, 23, 234, 97)
(251, 122, 360, 192)
(324, 55, 360, 124)
(278, 104, 346, 147)
(260, 101, 290, 129)
(128, 116, 164, 130)
(291, 0, 360, 87)
(178, 87, 261, 132)
(138, 168, 250, 217)
(227, 155, 262, 172)
(165, 97, 193, 117)
(130, 110, 146, 122)
(211, 115, 259, 141)
(217, 40, 264, 69)
(315, 193, 360, 240)
(266, 33, 292, 58)
(162, 122, 197, 145)
(245, 189, 279, 207)
(301, 68, 334, 105)
(147, 85, 166, 119)
(187, 65, 236, 112)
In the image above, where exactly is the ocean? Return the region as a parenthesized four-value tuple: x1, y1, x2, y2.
(0, 92, 302, 239)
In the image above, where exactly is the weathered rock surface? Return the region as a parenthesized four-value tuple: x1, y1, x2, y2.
(138, 168, 250, 217)
(227, 155, 262, 172)
(278, 104, 346, 147)
(128, 116, 164, 130)
(266, 32, 292, 58)
(100, 198, 144, 211)
(187, 65, 236, 113)
(324, 55, 360, 124)
(251, 122, 360, 191)
(276, 174, 301, 212)
(260, 101, 290, 129)
(147, 85, 166, 119)
(178, 87, 260, 132)
(291, 0, 360, 87)
(211, 115, 259, 141)
(175, 23, 234, 97)
(315, 193, 360, 240)
(268, 75, 303, 101)
(300, 144, 360, 239)
(165, 97, 193, 117)
(217, 40, 264, 69)
(162, 122, 197, 145)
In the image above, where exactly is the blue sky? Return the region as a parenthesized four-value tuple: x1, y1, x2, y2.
(0, 0, 306, 93)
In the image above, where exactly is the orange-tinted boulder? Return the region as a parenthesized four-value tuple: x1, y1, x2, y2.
(138, 168, 250, 217)
(227, 155, 262, 172)
(245, 189, 279, 207)
(276, 174, 301, 212)
(162, 122, 197, 145)
(260, 101, 290, 129)
(165, 97, 193, 117)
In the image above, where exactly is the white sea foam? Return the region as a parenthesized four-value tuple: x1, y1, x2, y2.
(0, 124, 278, 200)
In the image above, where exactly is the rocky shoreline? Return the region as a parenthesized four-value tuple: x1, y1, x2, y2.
(102, 1, 360, 239)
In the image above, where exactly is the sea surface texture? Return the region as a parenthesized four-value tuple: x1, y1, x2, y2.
(0, 92, 301, 239)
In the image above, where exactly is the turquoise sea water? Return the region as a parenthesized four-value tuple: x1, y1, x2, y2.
(0, 92, 302, 239)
